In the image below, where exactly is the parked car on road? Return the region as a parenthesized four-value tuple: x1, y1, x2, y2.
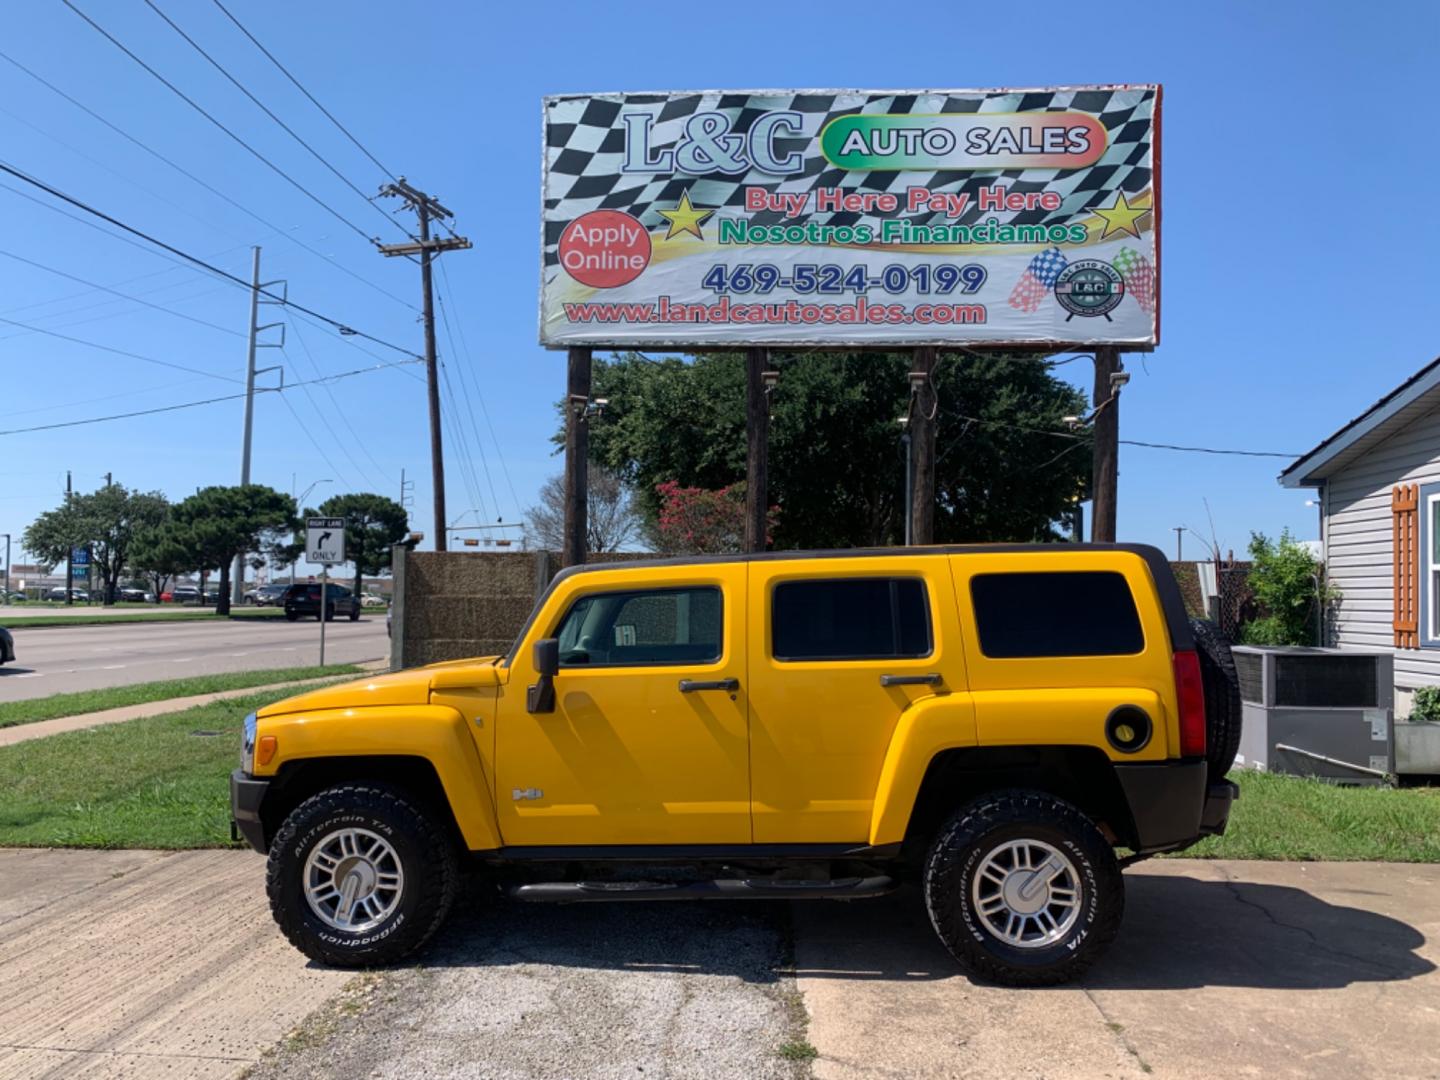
(282, 583, 360, 622)
(233, 544, 1241, 986)
(169, 586, 201, 605)
(244, 584, 289, 606)
(118, 587, 151, 603)
(44, 587, 88, 602)
(0, 626, 13, 665)
(360, 593, 388, 608)
(5, 592, 27, 603)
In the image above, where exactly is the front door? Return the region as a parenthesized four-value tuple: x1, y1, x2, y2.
(497, 568, 751, 846)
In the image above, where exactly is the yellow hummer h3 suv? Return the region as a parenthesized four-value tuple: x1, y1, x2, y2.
(233, 544, 1239, 986)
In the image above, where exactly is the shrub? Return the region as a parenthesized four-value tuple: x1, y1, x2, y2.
(1410, 686, 1440, 723)
(1238, 530, 1337, 646)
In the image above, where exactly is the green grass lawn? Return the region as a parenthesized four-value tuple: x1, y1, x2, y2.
(0, 664, 364, 729)
(1184, 769, 1440, 862)
(0, 688, 288, 848)
(1, 709, 1438, 854)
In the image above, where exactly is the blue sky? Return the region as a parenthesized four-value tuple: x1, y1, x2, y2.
(2, 0, 1436, 569)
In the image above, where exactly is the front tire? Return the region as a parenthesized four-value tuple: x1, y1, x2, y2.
(267, 784, 458, 967)
(924, 790, 1123, 987)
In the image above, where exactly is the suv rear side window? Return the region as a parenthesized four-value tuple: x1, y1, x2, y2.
(970, 571, 1144, 658)
(555, 587, 722, 667)
(772, 578, 931, 661)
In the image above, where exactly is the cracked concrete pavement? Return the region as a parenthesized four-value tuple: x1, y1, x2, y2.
(795, 860, 1440, 1079)
(2, 854, 1438, 1079)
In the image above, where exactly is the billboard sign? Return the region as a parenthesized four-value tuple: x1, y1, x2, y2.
(541, 86, 1159, 349)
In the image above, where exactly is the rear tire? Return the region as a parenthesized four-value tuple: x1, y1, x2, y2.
(348, 607, 360, 621)
(285, 610, 299, 622)
(267, 784, 458, 967)
(924, 790, 1123, 987)
(1190, 618, 1242, 779)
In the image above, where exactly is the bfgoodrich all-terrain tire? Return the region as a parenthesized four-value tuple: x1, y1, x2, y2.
(924, 790, 1124, 987)
(1190, 618, 1243, 779)
(267, 784, 458, 967)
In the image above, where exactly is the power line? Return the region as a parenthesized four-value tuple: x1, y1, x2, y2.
(433, 285, 498, 515)
(210, 0, 400, 184)
(951, 412, 1298, 459)
(0, 248, 243, 338)
(60, 0, 379, 247)
(141, 0, 410, 239)
(0, 160, 419, 359)
(275, 380, 351, 491)
(437, 261, 522, 518)
(0, 313, 240, 383)
(0, 360, 422, 437)
(0, 48, 418, 312)
(286, 315, 396, 487)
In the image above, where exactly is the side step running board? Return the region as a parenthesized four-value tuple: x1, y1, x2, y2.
(509, 875, 896, 903)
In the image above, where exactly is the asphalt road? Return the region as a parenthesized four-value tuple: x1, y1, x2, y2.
(0, 617, 389, 702)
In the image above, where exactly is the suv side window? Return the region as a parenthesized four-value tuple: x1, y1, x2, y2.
(970, 571, 1144, 658)
(554, 587, 722, 667)
(772, 578, 932, 661)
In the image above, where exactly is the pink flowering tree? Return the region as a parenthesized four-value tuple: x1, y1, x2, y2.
(654, 481, 778, 554)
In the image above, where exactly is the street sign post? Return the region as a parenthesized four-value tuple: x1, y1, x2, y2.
(306, 517, 346, 665)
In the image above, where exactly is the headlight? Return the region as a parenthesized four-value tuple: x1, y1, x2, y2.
(240, 712, 257, 774)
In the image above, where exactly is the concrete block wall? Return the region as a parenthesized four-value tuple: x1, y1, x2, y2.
(388, 548, 656, 670)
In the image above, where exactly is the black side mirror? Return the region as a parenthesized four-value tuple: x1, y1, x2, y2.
(527, 638, 559, 713)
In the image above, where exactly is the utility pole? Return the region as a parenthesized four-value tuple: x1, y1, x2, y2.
(232, 247, 285, 605)
(64, 470, 73, 605)
(1090, 347, 1124, 543)
(379, 179, 472, 553)
(908, 348, 938, 545)
(562, 347, 592, 567)
(2, 533, 10, 601)
(744, 349, 772, 553)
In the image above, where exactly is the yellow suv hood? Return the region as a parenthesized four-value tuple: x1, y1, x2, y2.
(257, 658, 501, 718)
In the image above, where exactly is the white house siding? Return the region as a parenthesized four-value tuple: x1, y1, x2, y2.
(1324, 399, 1440, 696)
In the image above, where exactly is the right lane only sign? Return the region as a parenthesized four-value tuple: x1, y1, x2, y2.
(306, 517, 346, 565)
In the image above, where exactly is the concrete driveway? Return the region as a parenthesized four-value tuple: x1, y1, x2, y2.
(0, 849, 350, 1079)
(2, 855, 1437, 1079)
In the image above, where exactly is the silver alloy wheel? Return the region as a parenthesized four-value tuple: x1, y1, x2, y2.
(971, 838, 1082, 949)
(303, 827, 405, 932)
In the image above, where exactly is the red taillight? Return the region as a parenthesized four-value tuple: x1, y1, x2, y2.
(1173, 649, 1207, 758)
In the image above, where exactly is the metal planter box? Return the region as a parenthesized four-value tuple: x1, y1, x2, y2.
(1395, 722, 1440, 775)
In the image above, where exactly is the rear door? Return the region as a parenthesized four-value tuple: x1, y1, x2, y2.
(746, 556, 966, 843)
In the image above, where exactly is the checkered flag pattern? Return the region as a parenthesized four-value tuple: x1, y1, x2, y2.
(1112, 247, 1156, 314)
(543, 88, 1157, 269)
(1008, 248, 1069, 313)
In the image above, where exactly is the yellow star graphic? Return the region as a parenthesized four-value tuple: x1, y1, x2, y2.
(657, 191, 715, 241)
(1090, 191, 1151, 240)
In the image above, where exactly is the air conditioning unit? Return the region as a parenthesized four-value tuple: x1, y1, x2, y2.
(1232, 646, 1394, 785)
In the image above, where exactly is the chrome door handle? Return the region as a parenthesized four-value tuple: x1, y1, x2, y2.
(679, 678, 740, 693)
(879, 673, 942, 687)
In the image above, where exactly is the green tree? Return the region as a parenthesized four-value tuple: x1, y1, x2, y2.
(1240, 530, 1337, 645)
(130, 520, 196, 603)
(576, 351, 1090, 549)
(314, 492, 409, 598)
(171, 485, 296, 616)
(23, 484, 169, 604)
